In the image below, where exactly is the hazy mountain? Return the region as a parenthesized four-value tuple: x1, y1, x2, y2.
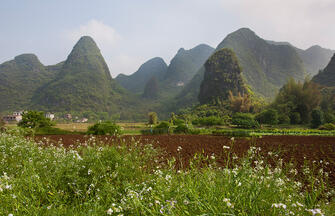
(267, 41, 334, 76)
(312, 54, 335, 86)
(217, 28, 305, 97)
(295, 45, 334, 76)
(0, 54, 59, 112)
(32, 36, 124, 112)
(115, 57, 168, 93)
(175, 28, 307, 108)
(198, 48, 247, 104)
(164, 44, 214, 87)
(115, 44, 214, 100)
(143, 76, 159, 99)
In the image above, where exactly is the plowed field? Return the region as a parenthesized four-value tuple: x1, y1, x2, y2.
(35, 134, 335, 186)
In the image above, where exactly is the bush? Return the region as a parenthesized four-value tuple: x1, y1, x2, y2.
(232, 113, 259, 129)
(192, 116, 228, 126)
(173, 118, 185, 126)
(148, 112, 158, 125)
(290, 112, 301, 124)
(324, 112, 335, 124)
(278, 113, 290, 124)
(87, 121, 122, 135)
(155, 121, 170, 129)
(174, 124, 189, 134)
(255, 109, 278, 125)
(311, 109, 324, 129)
(18, 111, 54, 129)
(319, 123, 335, 130)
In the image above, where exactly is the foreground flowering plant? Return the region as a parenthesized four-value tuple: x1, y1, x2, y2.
(0, 131, 334, 215)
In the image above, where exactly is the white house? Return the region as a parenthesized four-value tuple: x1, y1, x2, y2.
(45, 113, 55, 120)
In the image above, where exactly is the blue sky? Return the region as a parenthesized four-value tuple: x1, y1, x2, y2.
(1, 0, 334, 77)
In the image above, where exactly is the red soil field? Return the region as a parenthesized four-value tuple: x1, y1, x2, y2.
(35, 134, 335, 186)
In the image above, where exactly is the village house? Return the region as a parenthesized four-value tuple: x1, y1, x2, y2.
(2, 111, 24, 123)
(45, 113, 55, 120)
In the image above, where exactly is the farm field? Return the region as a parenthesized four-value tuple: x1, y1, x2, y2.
(55, 122, 147, 135)
(35, 134, 335, 186)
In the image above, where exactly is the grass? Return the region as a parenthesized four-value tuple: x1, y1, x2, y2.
(0, 129, 334, 215)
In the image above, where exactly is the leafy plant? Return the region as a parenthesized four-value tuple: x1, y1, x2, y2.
(87, 121, 122, 135)
(311, 109, 324, 129)
(319, 123, 335, 130)
(148, 112, 158, 125)
(255, 109, 279, 125)
(18, 111, 54, 129)
(232, 113, 259, 129)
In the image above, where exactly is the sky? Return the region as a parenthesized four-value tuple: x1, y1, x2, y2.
(1, 0, 335, 78)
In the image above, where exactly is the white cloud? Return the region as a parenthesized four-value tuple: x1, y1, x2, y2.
(67, 19, 121, 47)
(66, 19, 126, 77)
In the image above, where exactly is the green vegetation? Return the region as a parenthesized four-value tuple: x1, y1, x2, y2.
(213, 128, 335, 136)
(319, 123, 335, 130)
(192, 116, 228, 126)
(0, 54, 59, 112)
(0, 131, 334, 215)
(148, 112, 158, 125)
(32, 36, 125, 112)
(18, 111, 54, 129)
(231, 113, 259, 129)
(255, 109, 279, 125)
(311, 109, 324, 129)
(87, 121, 122, 136)
(272, 78, 321, 124)
(198, 48, 247, 104)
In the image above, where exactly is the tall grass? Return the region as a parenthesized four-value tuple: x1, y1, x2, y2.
(0, 131, 334, 215)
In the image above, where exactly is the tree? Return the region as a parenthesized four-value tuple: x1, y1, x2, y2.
(311, 109, 324, 129)
(228, 91, 252, 113)
(272, 78, 321, 124)
(87, 121, 121, 135)
(255, 109, 279, 125)
(18, 111, 54, 129)
(148, 112, 158, 125)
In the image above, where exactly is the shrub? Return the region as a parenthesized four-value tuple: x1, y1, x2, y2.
(290, 112, 301, 124)
(87, 121, 122, 135)
(174, 124, 189, 134)
(324, 112, 335, 124)
(319, 123, 335, 130)
(255, 109, 279, 125)
(155, 121, 170, 129)
(192, 116, 228, 126)
(173, 118, 185, 126)
(311, 109, 324, 129)
(232, 113, 259, 129)
(148, 112, 158, 125)
(278, 113, 290, 124)
(18, 111, 54, 129)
